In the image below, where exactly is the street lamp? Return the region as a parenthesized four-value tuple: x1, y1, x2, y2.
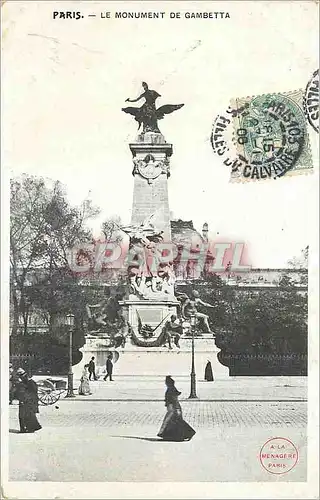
(188, 313, 198, 399)
(65, 313, 75, 398)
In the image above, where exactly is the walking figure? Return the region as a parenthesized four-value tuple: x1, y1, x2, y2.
(88, 356, 97, 380)
(15, 368, 42, 434)
(103, 354, 114, 381)
(9, 363, 19, 404)
(79, 364, 92, 395)
(157, 376, 196, 442)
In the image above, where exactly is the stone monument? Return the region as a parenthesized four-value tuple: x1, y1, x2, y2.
(120, 81, 184, 338)
(77, 82, 229, 380)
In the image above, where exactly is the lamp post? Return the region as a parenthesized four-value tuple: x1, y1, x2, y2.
(65, 313, 75, 398)
(188, 313, 198, 399)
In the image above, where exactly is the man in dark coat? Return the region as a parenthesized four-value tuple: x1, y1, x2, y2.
(16, 368, 42, 433)
(103, 354, 114, 381)
(9, 364, 19, 404)
(88, 357, 97, 380)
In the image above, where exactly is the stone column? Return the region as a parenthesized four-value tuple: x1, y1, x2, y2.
(130, 132, 172, 242)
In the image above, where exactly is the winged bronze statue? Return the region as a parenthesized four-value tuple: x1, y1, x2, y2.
(122, 81, 184, 134)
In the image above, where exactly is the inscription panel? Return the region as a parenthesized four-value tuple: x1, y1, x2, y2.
(136, 308, 163, 324)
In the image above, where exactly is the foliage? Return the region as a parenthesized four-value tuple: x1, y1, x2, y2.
(10, 175, 101, 372)
(287, 246, 308, 269)
(10, 332, 83, 375)
(10, 174, 100, 335)
(176, 268, 307, 375)
(215, 285, 307, 357)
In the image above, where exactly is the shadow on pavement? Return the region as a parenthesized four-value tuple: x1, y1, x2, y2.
(111, 435, 163, 442)
(9, 429, 21, 434)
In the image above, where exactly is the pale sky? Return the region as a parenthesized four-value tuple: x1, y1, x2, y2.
(2, 1, 319, 268)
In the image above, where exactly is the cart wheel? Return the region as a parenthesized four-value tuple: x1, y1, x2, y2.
(38, 390, 51, 405)
(51, 390, 61, 403)
(39, 390, 60, 406)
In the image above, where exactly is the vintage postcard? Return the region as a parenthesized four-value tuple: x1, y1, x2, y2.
(1, 1, 319, 499)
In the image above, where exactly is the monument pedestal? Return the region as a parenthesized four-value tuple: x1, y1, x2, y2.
(75, 334, 229, 380)
(121, 299, 178, 332)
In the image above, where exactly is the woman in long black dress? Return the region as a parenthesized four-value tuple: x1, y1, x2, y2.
(157, 376, 195, 442)
(204, 360, 214, 381)
(16, 368, 42, 433)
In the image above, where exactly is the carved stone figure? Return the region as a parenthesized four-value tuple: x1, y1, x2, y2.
(133, 154, 170, 184)
(180, 290, 214, 333)
(120, 214, 164, 249)
(86, 300, 108, 329)
(86, 294, 125, 333)
(122, 82, 184, 134)
(121, 213, 169, 283)
(128, 275, 175, 301)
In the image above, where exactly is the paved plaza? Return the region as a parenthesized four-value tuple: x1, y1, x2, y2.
(66, 375, 307, 402)
(8, 377, 307, 482)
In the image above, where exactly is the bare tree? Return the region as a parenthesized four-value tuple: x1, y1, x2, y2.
(10, 175, 100, 334)
(288, 246, 309, 269)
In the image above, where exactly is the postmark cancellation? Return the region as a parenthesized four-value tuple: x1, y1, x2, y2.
(230, 90, 313, 181)
(211, 89, 314, 183)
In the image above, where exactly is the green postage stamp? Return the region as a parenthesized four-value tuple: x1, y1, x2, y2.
(230, 89, 313, 181)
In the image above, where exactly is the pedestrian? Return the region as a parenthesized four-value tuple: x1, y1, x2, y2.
(157, 376, 196, 442)
(88, 356, 97, 380)
(15, 368, 42, 434)
(204, 360, 214, 381)
(9, 363, 18, 404)
(79, 364, 92, 395)
(103, 354, 114, 381)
